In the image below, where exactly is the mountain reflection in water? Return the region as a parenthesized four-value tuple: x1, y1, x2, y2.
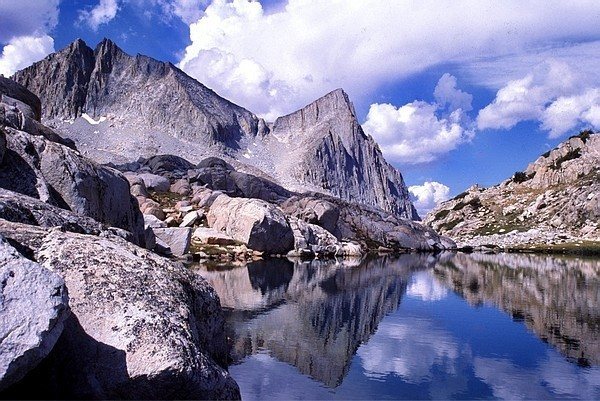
(192, 253, 600, 400)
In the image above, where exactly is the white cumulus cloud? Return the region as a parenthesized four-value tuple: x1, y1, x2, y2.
(79, 0, 120, 31)
(177, 0, 600, 119)
(0, 0, 59, 76)
(362, 74, 474, 164)
(434, 73, 473, 113)
(408, 181, 451, 217)
(477, 60, 600, 137)
(0, 0, 60, 43)
(0, 35, 54, 77)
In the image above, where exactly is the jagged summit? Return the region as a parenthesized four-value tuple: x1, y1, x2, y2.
(13, 38, 419, 220)
(13, 38, 260, 147)
(267, 86, 418, 219)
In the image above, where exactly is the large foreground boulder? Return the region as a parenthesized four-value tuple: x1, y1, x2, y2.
(207, 194, 294, 254)
(0, 78, 145, 246)
(0, 220, 239, 400)
(0, 127, 145, 246)
(0, 236, 69, 391)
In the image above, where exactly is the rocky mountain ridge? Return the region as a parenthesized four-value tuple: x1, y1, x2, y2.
(13, 38, 418, 219)
(425, 131, 600, 251)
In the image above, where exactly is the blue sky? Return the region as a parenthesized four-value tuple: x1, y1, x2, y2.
(1, 0, 599, 214)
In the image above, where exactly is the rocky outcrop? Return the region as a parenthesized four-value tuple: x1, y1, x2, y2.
(14, 39, 419, 220)
(117, 156, 453, 256)
(0, 220, 239, 400)
(0, 236, 69, 391)
(283, 194, 455, 251)
(0, 76, 41, 121)
(0, 129, 5, 164)
(207, 194, 294, 255)
(153, 227, 192, 257)
(0, 188, 102, 235)
(425, 131, 600, 249)
(0, 80, 145, 246)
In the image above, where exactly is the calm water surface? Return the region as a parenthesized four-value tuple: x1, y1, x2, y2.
(194, 253, 600, 400)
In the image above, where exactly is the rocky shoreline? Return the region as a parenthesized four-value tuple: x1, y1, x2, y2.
(425, 131, 600, 254)
(0, 72, 453, 397)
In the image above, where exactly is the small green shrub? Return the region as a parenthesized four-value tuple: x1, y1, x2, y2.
(551, 148, 581, 170)
(434, 209, 450, 220)
(569, 129, 593, 144)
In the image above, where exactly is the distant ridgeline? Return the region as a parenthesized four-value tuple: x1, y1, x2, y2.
(425, 130, 600, 252)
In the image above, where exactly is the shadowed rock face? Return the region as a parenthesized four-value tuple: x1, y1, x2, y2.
(196, 255, 439, 387)
(14, 39, 419, 220)
(434, 253, 600, 366)
(0, 236, 69, 392)
(265, 89, 419, 220)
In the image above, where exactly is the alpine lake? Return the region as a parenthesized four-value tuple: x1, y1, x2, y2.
(191, 252, 600, 400)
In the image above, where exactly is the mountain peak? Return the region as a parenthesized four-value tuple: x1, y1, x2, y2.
(70, 38, 89, 50)
(311, 88, 356, 118)
(94, 38, 125, 57)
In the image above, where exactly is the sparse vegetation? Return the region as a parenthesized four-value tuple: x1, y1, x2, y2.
(440, 218, 461, 231)
(453, 197, 482, 211)
(551, 148, 581, 170)
(569, 129, 593, 144)
(512, 171, 535, 183)
(434, 209, 450, 220)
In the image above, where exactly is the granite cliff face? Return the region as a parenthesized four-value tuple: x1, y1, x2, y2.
(263, 89, 419, 219)
(13, 39, 418, 220)
(425, 131, 600, 249)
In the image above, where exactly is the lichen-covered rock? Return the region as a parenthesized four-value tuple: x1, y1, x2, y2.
(0, 236, 69, 391)
(0, 221, 239, 400)
(207, 194, 294, 254)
